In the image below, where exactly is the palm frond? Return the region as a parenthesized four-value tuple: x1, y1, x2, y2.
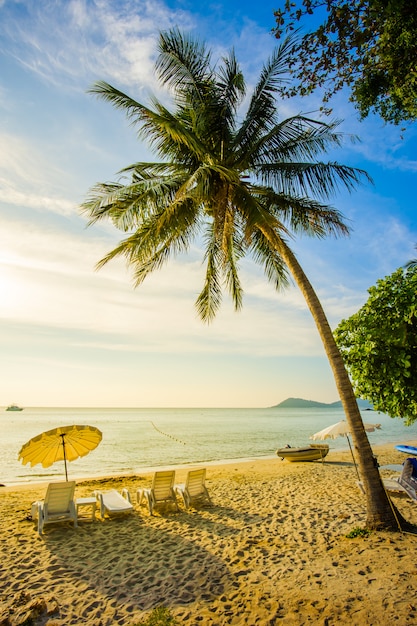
(405, 245, 417, 269)
(250, 229, 290, 291)
(137, 97, 208, 161)
(97, 199, 201, 284)
(256, 161, 371, 200)
(242, 182, 349, 239)
(80, 166, 189, 231)
(156, 28, 213, 104)
(88, 81, 151, 127)
(222, 222, 245, 312)
(195, 226, 223, 322)
(235, 37, 293, 153)
(216, 50, 245, 135)
(261, 189, 350, 238)
(255, 117, 360, 164)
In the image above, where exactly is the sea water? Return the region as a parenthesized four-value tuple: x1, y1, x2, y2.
(1, 406, 416, 485)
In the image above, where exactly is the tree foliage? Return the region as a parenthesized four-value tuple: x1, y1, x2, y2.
(273, 0, 417, 124)
(335, 267, 417, 424)
(82, 29, 367, 322)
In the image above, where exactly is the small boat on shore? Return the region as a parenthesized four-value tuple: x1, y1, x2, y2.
(276, 444, 329, 462)
(6, 404, 23, 412)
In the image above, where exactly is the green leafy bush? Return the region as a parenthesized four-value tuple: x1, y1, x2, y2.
(346, 527, 371, 539)
(133, 606, 178, 626)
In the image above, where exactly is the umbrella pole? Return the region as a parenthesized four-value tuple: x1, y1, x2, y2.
(60, 434, 68, 481)
(346, 435, 360, 480)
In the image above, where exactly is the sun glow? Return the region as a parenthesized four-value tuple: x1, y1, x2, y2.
(0, 261, 34, 316)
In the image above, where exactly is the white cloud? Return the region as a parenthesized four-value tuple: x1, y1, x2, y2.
(0, 209, 328, 358)
(0, 0, 193, 94)
(1, 185, 76, 216)
(0, 133, 79, 214)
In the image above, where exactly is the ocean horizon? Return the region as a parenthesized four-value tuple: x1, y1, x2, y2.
(2, 406, 416, 486)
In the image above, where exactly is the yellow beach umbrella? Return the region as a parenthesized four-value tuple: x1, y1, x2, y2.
(18, 424, 102, 481)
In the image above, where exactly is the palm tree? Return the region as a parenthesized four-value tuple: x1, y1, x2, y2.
(405, 245, 417, 269)
(81, 29, 401, 530)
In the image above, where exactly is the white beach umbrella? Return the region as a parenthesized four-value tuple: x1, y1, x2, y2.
(18, 424, 102, 481)
(310, 420, 381, 479)
(311, 420, 381, 441)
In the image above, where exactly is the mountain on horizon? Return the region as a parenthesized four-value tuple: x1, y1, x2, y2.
(271, 397, 373, 409)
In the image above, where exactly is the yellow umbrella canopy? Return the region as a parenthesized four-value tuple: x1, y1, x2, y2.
(18, 424, 102, 480)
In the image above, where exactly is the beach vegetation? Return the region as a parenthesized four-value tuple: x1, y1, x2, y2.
(133, 606, 178, 625)
(335, 267, 417, 424)
(81, 29, 401, 530)
(345, 526, 371, 539)
(273, 0, 417, 125)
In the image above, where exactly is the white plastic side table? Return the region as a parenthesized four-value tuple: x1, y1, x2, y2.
(76, 496, 97, 521)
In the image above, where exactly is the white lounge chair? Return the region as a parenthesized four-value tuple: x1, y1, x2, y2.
(396, 458, 417, 500)
(175, 468, 212, 509)
(358, 459, 417, 500)
(380, 478, 408, 494)
(94, 489, 133, 519)
(31, 481, 77, 535)
(137, 470, 179, 515)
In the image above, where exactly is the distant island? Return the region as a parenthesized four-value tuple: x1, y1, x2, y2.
(271, 397, 373, 410)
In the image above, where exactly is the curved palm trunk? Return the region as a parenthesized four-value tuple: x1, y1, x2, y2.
(280, 242, 399, 530)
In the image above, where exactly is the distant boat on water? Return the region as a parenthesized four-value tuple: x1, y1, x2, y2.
(6, 404, 23, 411)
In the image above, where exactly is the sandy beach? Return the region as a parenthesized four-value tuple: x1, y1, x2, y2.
(1, 444, 417, 625)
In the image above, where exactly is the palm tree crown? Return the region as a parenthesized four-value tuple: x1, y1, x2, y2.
(82, 28, 369, 323)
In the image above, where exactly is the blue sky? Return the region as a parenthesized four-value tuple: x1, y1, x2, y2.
(1, 0, 416, 408)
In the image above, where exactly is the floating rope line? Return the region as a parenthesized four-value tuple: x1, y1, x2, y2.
(149, 421, 187, 445)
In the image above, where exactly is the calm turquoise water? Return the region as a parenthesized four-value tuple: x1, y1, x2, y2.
(1, 406, 416, 485)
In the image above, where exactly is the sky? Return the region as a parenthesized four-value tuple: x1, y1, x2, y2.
(1, 0, 416, 408)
